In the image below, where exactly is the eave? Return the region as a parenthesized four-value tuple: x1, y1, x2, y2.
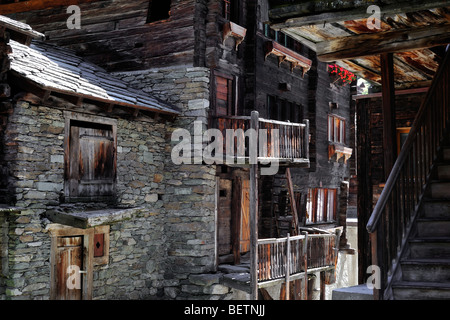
(268, 1, 450, 88)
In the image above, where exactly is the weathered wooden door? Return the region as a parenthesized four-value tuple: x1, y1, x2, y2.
(240, 179, 250, 253)
(55, 236, 83, 300)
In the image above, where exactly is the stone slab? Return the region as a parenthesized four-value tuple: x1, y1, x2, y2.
(332, 284, 374, 300)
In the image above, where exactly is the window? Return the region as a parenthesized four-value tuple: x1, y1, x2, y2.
(328, 114, 346, 144)
(397, 127, 411, 155)
(306, 188, 337, 223)
(264, 24, 303, 54)
(223, 0, 240, 23)
(146, 0, 171, 23)
(64, 112, 117, 202)
(267, 94, 302, 123)
(214, 72, 235, 116)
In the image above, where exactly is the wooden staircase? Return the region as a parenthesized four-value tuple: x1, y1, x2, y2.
(392, 146, 450, 299)
(366, 49, 450, 300)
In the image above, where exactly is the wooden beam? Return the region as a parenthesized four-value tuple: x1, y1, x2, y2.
(0, 0, 103, 15)
(380, 52, 397, 180)
(231, 176, 242, 265)
(316, 24, 450, 62)
(269, 1, 450, 26)
(250, 111, 259, 301)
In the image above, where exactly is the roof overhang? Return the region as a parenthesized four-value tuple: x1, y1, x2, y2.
(0, 14, 179, 120)
(268, 0, 450, 89)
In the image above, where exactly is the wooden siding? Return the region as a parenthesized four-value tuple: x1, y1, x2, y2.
(10, 0, 199, 71)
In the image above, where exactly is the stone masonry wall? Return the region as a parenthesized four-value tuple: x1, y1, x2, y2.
(114, 66, 230, 299)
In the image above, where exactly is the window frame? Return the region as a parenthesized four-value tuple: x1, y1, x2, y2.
(213, 71, 237, 117)
(328, 114, 346, 144)
(306, 188, 338, 224)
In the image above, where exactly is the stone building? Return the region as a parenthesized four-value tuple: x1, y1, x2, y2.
(0, 0, 356, 300)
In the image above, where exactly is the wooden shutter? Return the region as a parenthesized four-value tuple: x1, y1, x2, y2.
(215, 74, 234, 116)
(68, 120, 116, 200)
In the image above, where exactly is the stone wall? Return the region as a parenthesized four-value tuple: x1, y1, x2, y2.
(114, 66, 230, 299)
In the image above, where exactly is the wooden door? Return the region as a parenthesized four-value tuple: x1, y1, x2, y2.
(55, 236, 83, 300)
(240, 179, 250, 253)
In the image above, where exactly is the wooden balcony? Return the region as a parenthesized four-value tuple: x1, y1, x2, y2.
(221, 228, 341, 299)
(211, 113, 310, 167)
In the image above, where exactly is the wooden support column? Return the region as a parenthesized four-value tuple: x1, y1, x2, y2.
(250, 111, 259, 300)
(380, 53, 397, 180)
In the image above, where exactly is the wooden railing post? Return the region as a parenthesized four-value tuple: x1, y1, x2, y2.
(303, 231, 308, 300)
(303, 119, 309, 159)
(250, 111, 259, 300)
(285, 233, 291, 300)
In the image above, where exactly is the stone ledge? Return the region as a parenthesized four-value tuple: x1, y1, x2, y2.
(45, 206, 147, 229)
(332, 284, 374, 300)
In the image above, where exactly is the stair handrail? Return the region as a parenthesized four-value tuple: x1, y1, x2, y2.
(366, 49, 450, 299)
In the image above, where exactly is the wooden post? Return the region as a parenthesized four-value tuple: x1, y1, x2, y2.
(250, 111, 259, 300)
(231, 176, 242, 265)
(285, 233, 291, 300)
(320, 271, 326, 300)
(303, 119, 309, 159)
(380, 53, 397, 180)
(303, 231, 308, 300)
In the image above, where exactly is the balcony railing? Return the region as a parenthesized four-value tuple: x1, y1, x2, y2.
(211, 113, 309, 167)
(257, 228, 341, 299)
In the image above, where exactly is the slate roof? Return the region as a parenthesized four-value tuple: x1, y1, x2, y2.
(7, 38, 179, 116)
(0, 15, 45, 40)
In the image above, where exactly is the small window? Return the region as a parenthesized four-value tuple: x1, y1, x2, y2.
(328, 114, 346, 144)
(267, 95, 277, 120)
(94, 225, 110, 266)
(147, 0, 171, 23)
(397, 127, 411, 155)
(223, 0, 240, 23)
(306, 188, 337, 223)
(64, 112, 117, 202)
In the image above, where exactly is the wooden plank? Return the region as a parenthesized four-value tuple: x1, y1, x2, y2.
(285, 168, 299, 235)
(240, 180, 250, 253)
(0, 0, 107, 15)
(250, 111, 259, 301)
(316, 24, 450, 62)
(380, 52, 397, 180)
(269, 1, 450, 27)
(231, 176, 242, 265)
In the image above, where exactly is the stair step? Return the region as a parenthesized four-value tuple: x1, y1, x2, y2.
(430, 182, 450, 199)
(417, 218, 450, 237)
(392, 281, 450, 299)
(438, 165, 450, 180)
(401, 259, 450, 282)
(422, 200, 450, 218)
(409, 238, 450, 259)
(444, 148, 450, 162)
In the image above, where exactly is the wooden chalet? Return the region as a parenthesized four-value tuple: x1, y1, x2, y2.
(1, 0, 357, 300)
(268, 0, 450, 299)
